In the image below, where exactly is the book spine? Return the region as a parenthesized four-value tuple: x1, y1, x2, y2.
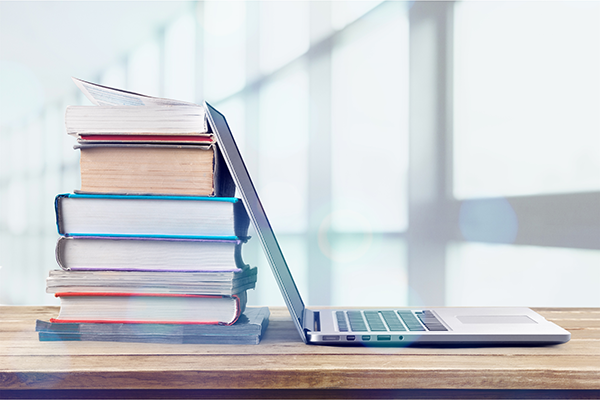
(213, 144, 236, 197)
(54, 194, 69, 235)
(233, 200, 250, 238)
(55, 237, 70, 271)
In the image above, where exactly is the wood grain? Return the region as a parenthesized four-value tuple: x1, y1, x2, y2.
(1, 306, 599, 393)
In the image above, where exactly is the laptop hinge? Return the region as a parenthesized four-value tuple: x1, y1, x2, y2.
(303, 309, 320, 332)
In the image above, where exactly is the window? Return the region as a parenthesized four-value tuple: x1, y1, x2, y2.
(2, 1, 597, 308)
(203, 1, 246, 102)
(454, 1, 600, 198)
(164, 14, 196, 102)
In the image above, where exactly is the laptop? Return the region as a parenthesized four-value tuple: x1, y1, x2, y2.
(204, 102, 571, 346)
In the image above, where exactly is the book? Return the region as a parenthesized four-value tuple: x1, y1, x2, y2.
(46, 268, 258, 295)
(55, 193, 250, 238)
(69, 78, 211, 142)
(55, 236, 247, 272)
(76, 143, 235, 197)
(50, 292, 246, 325)
(36, 307, 270, 344)
(73, 77, 197, 107)
(65, 105, 210, 137)
(77, 134, 214, 144)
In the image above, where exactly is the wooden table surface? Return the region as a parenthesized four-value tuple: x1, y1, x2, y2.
(1, 306, 599, 399)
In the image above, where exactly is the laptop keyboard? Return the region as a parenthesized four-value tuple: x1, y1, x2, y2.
(335, 310, 447, 332)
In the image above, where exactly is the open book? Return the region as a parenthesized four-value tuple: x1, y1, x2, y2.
(69, 77, 209, 137)
(73, 77, 196, 107)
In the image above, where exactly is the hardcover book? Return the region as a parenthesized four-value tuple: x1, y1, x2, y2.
(55, 236, 248, 272)
(76, 143, 235, 197)
(55, 193, 250, 238)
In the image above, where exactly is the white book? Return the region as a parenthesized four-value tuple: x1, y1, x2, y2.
(55, 194, 249, 238)
(46, 268, 258, 295)
(55, 236, 247, 272)
(52, 292, 246, 325)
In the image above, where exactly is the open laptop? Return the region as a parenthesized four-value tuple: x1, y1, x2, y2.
(204, 102, 571, 346)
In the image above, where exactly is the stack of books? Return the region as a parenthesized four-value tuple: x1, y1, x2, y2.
(37, 79, 268, 344)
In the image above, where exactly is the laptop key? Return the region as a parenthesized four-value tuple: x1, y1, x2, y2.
(346, 311, 368, 332)
(381, 310, 406, 331)
(364, 311, 387, 331)
(417, 310, 448, 331)
(336, 311, 349, 332)
(397, 311, 426, 331)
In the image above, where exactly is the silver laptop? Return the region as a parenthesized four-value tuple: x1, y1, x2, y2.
(204, 102, 571, 346)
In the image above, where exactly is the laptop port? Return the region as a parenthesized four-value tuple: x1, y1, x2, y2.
(346, 335, 356, 341)
(377, 335, 391, 341)
(323, 335, 340, 341)
(362, 335, 371, 341)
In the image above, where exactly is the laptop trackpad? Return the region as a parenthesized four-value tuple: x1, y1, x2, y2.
(458, 315, 537, 324)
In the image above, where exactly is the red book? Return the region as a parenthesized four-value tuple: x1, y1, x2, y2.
(51, 292, 244, 325)
(78, 134, 214, 144)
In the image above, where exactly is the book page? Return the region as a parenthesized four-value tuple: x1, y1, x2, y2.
(72, 77, 198, 107)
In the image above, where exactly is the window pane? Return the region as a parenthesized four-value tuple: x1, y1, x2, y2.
(100, 63, 126, 89)
(454, 2, 600, 198)
(260, 2, 309, 74)
(215, 95, 246, 157)
(331, 1, 383, 30)
(42, 104, 63, 171)
(60, 97, 79, 167)
(204, 1, 246, 101)
(331, 235, 407, 306)
(447, 242, 600, 307)
(26, 118, 43, 175)
(331, 6, 409, 232)
(164, 14, 196, 102)
(127, 40, 160, 96)
(246, 235, 308, 307)
(6, 178, 28, 235)
(258, 65, 309, 234)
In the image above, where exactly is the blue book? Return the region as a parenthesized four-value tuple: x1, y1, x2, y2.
(55, 193, 250, 239)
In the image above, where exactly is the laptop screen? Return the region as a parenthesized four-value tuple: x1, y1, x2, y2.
(204, 102, 307, 340)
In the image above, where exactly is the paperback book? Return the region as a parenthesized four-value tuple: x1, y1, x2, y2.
(65, 105, 209, 136)
(36, 307, 270, 344)
(46, 267, 258, 295)
(51, 292, 246, 325)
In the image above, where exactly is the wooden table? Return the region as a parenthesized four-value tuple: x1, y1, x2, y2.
(1, 306, 599, 399)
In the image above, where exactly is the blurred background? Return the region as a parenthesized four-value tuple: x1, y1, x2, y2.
(0, 1, 598, 307)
